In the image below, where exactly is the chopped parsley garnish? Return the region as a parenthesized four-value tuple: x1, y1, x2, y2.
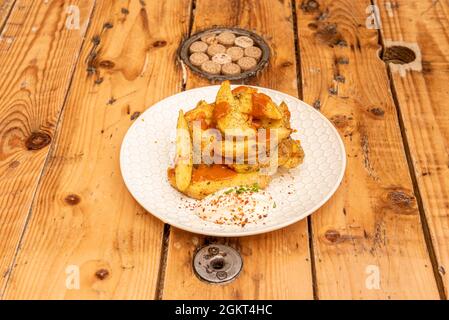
(251, 183, 260, 192)
(226, 184, 260, 195)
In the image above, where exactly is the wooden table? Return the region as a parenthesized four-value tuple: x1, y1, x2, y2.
(0, 0, 447, 300)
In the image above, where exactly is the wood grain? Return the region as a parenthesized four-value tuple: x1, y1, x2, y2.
(296, 0, 439, 299)
(377, 0, 449, 297)
(162, 0, 314, 300)
(2, 0, 191, 299)
(0, 0, 95, 296)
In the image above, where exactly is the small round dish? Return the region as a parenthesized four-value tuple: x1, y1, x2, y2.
(120, 85, 346, 237)
(179, 27, 270, 82)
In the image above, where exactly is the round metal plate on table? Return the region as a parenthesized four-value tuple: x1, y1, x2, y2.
(179, 27, 270, 82)
(193, 244, 243, 284)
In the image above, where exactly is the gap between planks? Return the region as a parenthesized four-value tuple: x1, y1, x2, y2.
(0, 0, 99, 298)
(154, 0, 197, 300)
(371, 0, 447, 300)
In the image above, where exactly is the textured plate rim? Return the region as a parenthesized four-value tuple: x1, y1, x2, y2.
(120, 86, 347, 237)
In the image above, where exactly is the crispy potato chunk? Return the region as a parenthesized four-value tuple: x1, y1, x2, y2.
(215, 81, 254, 135)
(278, 138, 305, 169)
(234, 91, 253, 114)
(256, 101, 291, 129)
(252, 93, 283, 120)
(184, 100, 214, 130)
(233, 87, 283, 120)
(175, 110, 193, 192)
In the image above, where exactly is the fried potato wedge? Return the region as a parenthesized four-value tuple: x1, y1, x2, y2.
(185, 100, 214, 130)
(219, 127, 292, 160)
(215, 81, 254, 135)
(216, 80, 236, 105)
(262, 100, 283, 120)
(175, 110, 193, 192)
(266, 127, 292, 142)
(278, 101, 292, 126)
(227, 135, 302, 173)
(257, 101, 291, 129)
(235, 91, 253, 114)
(277, 138, 305, 169)
(252, 93, 283, 120)
(227, 139, 304, 173)
(233, 86, 283, 120)
(168, 166, 271, 199)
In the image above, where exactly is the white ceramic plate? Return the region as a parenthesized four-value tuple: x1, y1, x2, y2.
(120, 86, 346, 237)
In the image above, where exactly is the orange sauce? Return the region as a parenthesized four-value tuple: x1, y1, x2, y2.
(231, 86, 257, 95)
(251, 92, 271, 118)
(192, 164, 237, 182)
(251, 118, 262, 129)
(213, 102, 230, 120)
(167, 167, 175, 179)
(199, 119, 209, 130)
(193, 111, 209, 129)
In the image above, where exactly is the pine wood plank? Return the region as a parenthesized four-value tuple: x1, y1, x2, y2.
(3, 0, 191, 299)
(162, 0, 314, 300)
(0, 0, 95, 296)
(376, 0, 449, 297)
(295, 0, 439, 299)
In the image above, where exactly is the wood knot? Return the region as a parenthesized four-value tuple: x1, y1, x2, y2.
(324, 229, 341, 243)
(107, 97, 117, 105)
(94, 77, 104, 85)
(65, 194, 81, 206)
(380, 187, 417, 214)
(91, 35, 100, 45)
(330, 114, 355, 137)
(281, 61, 293, 68)
(318, 23, 336, 35)
(130, 111, 141, 120)
(103, 22, 113, 29)
(370, 107, 385, 117)
(25, 132, 51, 150)
(9, 160, 20, 169)
(308, 23, 318, 30)
(301, 0, 320, 12)
(99, 60, 115, 69)
(95, 268, 109, 280)
(336, 57, 349, 65)
(383, 46, 416, 64)
(330, 115, 349, 128)
(153, 40, 167, 47)
(387, 190, 415, 210)
(315, 24, 345, 47)
(334, 74, 346, 83)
